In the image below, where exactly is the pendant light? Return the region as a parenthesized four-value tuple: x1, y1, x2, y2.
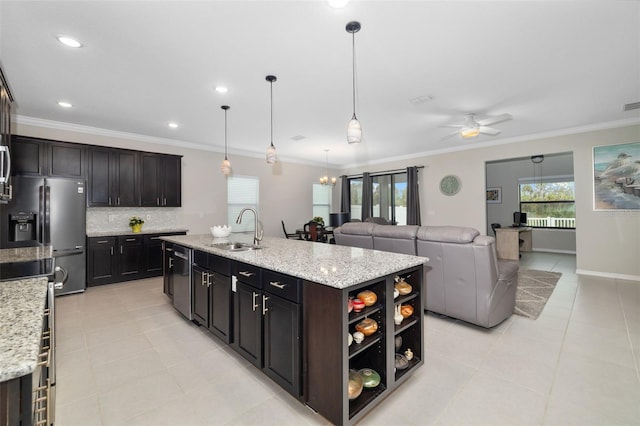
(266, 75, 277, 164)
(220, 105, 231, 176)
(320, 149, 337, 186)
(346, 21, 362, 144)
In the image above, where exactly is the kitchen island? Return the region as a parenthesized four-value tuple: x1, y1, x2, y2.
(162, 234, 428, 425)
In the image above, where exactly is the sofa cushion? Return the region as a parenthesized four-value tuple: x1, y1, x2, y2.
(416, 226, 480, 244)
(372, 225, 419, 239)
(337, 222, 376, 235)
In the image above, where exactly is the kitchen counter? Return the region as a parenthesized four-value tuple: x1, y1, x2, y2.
(161, 234, 428, 289)
(0, 277, 48, 382)
(87, 228, 189, 238)
(0, 246, 53, 264)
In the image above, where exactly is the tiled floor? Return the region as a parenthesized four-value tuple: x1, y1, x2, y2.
(54, 252, 640, 425)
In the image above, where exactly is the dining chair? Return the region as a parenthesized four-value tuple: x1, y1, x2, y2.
(281, 220, 301, 239)
(303, 221, 326, 242)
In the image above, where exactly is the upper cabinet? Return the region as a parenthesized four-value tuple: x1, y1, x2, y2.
(140, 153, 181, 207)
(0, 66, 13, 203)
(87, 147, 138, 207)
(10, 135, 85, 178)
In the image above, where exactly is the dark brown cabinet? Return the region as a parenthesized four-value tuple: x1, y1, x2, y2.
(163, 241, 175, 299)
(192, 250, 232, 343)
(0, 66, 13, 202)
(232, 264, 302, 397)
(87, 237, 118, 286)
(87, 148, 138, 207)
(88, 232, 185, 286)
(10, 135, 85, 178)
(140, 153, 181, 207)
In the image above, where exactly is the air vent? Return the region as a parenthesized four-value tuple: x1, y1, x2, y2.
(290, 135, 306, 141)
(623, 101, 640, 111)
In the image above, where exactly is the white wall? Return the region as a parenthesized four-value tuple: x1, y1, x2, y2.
(16, 121, 640, 280)
(14, 122, 340, 239)
(340, 124, 640, 281)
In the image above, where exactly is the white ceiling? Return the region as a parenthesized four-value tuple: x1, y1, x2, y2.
(1, 0, 639, 167)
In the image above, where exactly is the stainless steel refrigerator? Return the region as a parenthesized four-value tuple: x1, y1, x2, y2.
(0, 176, 86, 295)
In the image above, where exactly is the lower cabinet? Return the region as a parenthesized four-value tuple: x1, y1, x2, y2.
(232, 264, 302, 397)
(191, 250, 232, 343)
(163, 241, 174, 299)
(87, 232, 185, 286)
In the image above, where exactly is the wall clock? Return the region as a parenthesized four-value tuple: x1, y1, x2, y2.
(439, 175, 461, 196)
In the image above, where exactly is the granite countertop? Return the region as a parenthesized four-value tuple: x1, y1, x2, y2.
(87, 228, 189, 238)
(161, 234, 428, 289)
(0, 277, 48, 382)
(0, 246, 53, 264)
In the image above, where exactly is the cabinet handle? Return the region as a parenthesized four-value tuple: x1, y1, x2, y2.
(120, 245, 123, 254)
(202, 272, 208, 287)
(110, 247, 114, 256)
(166, 247, 174, 252)
(108, 196, 112, 205)
(163, 197, 167, 205)
(269, 281, 286, 289)
(96, 240, 110, 244)
(117, 196, 120, 205)
(252, 292, 259, 311)
(208, 274, 214, 287)
(262, 294, 269, 316)
(239, 271, 254, 278)
(156, 197, 160, 205)
(169, 257, 173, 268)
(125, 238, 136, 242)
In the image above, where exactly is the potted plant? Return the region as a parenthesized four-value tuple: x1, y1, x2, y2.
(129, 216, 145, 233)
(312, 216, 324, 226)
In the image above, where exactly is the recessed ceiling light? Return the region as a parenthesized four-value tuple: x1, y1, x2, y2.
(168, 122, 179, 129)
(328, 0, 350, 8)
(57, 101, 73, 108)
(215, 86, 228, 93)
(57, 35, 82, 48)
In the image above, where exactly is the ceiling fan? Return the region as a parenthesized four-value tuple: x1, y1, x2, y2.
(443, 113, 513, 139)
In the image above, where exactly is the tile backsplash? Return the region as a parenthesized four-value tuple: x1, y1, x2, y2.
(87, 207, 182, 233)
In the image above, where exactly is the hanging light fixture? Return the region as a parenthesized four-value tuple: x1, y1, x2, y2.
(346, 21, 362, 144)
(320, 149, 337, 186)
(220, 105, 231, 176)
(531, 155, 544, 190)
(265, 75, 277, 164)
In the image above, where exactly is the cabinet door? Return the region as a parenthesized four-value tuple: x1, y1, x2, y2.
(87, 148, 112, 206)
(163, 242, 174, 298)
(263, 293, 300, 396)
(140, 153, 160, 206)
(143, 235, 164, 277)
(162, 155, 181, 207)
(209, 271, 231, 343)
(233, 281, 263, 368)
(87, 237, 117, 286)
(113, 150, 138, 206)
(10, 136, 45, 176)
(192, 265, 210, 327)
(119, 236, 143, 278)
(48, 142, 85, 178)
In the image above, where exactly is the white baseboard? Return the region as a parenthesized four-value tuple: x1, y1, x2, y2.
(531, 248, 576, 254)
(575, 269, 640, 282)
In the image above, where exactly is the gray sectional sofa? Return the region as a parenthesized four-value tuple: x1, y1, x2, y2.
(333, 222, 519, 328)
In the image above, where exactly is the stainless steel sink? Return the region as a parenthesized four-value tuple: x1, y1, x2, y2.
(210, 242, 263, 251)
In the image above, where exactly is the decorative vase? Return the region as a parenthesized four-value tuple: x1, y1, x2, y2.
(394, 305, 403, 325)
(131, 224, 142, 233)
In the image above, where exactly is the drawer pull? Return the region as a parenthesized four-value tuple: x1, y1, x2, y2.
(269, 281, 286, 289)
(97, 240, 110, 244)
(239, 271, 254, 278)
(262, 295, 269, 315)
(125, 238, 136, 242)
(252, 292, 259, 311)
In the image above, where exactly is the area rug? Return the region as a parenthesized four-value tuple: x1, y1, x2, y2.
(514, 269, 562, 320)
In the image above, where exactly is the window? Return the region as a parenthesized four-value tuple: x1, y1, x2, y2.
(350, 172, 407, 225)
(227, 176, 259, 233)
(312, 184, 332, 224)
(519, 178, 575, 229)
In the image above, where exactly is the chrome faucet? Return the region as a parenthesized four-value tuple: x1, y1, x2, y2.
(236, 207, 263, 246)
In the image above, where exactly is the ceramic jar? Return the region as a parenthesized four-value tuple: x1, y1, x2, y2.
(357, 290, 377, 306)
(355, 318, 378, 336)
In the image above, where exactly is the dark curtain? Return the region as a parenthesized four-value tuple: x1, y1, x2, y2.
(361, 172, 372, 221)
(407, 166, 421, 225)
(340, 175, 350, 215)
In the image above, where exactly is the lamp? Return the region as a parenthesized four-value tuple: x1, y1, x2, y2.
(266, 75, 277, 164)
(320, 149, 337, 186)
(346, 21, 362, 144)
(220, 105, 231, 176)
(531, 154, 544, 191)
